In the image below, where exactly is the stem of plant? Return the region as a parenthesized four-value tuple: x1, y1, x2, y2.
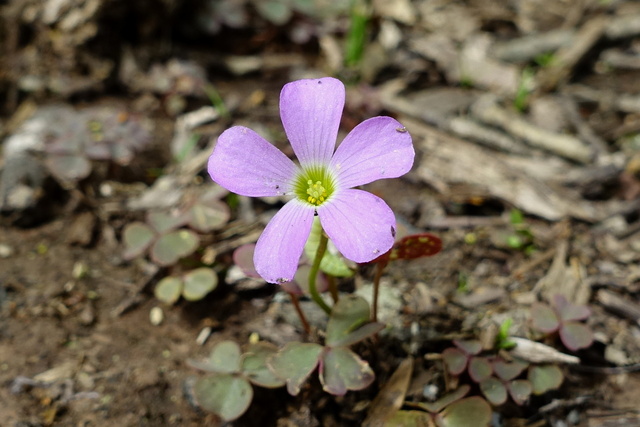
(328, 275, 339, 303)
(289, 292, 311, 335)
(372, 261, 387, 323)
(308, 232, 332, 315)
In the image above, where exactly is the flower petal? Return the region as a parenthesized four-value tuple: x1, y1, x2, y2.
(254, 200, 315, 283)
(208, 126, 298, 197)
(280, 77, 345, 166)
(330, 116, 414, 188)
(317, 189, 396, 263)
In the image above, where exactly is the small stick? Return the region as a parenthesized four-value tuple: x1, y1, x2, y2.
(289, 293, 311, 335)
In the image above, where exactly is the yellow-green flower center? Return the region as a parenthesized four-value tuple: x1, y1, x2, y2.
(294, 166, 335, 207)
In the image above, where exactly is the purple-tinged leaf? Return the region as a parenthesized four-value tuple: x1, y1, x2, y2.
(233, 244, 260, 278)
(240, 342, 285, 388)
(193, 374, 252, 422)
(267, 342, 323, 396)
(559, 321, 593, 351)
(479, 377, 507, 405)
(435, 397, 492, 427)
(528, 364, 563, 395)
(150, 229, 199, 266)
(388, 233, 443, 261)
(530, 303, 560, 333)
(468, 357, 493, 383)
(122, 222, 155, 260)
(453, 339, 482, 355)
(442, 348, 468, 376)
(507, 379, 532, 405)
(418, 384, 470, 413)
(319, 347, 375, 396)
(554, 295, 591, 322)
(493, 359, 528, 381)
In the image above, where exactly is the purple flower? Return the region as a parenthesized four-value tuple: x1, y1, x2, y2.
(208, 77, 414, 283)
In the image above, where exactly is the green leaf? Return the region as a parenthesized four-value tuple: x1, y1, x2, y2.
(319, 347, 375, 395)
(530, 303, 560, 333)
(559, 321, 593, 351)
(182, 268, 218, 301)
(208, 341, 242, 374)
(122, 222, 155, 260)
(154, 276, 183, 305)
(268, 342, 323, 396)
(187, 200, 230, 232)
(453, 339, 482, 355)
(304, 218, 353, 277)
(435, 397, 492, 427)
(468, 357, 493, 383)
(507, 379, 532, 405)
(255, 0, 292, 25)
(479, 377, 507, 405)
(241, 342, 285, 388)
(150, 229, 199, 266)
(193, 374, 253, 422)
(45, 154, 92, 182)
(418, 384, 470, 413)
(325, 295, 370, 347)
(442, 348, 468, 376)
(528, 364, 563, 395)
(147, 211, 186, 233)
(383, 410, 431, 426)
(334, 322, 385, 348)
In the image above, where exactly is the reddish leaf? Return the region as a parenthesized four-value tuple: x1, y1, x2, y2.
(442, 348, 468, 376)
(559, 321, 593, 351)
(468, 357, 493, 383)
(389, 233, 442, 261)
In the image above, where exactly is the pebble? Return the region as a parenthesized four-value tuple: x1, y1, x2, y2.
(149, 306, 164, 326)
(0, 244, 14, 258)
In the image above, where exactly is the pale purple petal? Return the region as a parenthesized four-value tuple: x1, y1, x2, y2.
(317, 189, 396, 263)
(330, 116, 414, 188)
(208, 126, 298, 197)
(254, 200, 315, 283)
(280, 77, 345, 166)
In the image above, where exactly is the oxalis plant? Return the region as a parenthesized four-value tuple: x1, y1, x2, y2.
(190, 77, 445, 422)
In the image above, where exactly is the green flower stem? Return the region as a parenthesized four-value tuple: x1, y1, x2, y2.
(308, 232, 332, 315)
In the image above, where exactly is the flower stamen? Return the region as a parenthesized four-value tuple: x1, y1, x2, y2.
(306, 180, 327, 205)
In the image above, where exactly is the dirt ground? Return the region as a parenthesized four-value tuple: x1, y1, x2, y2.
(1, 1, 640, 426)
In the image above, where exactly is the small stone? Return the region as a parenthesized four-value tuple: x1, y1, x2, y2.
(0, 244, 14, 258)
(150, 306, 164, 326)
(195, 327, 212, 346)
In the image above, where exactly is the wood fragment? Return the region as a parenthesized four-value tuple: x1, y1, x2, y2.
(596, 289, 640, 326)
(363, 358, 413, 427)
(471, 95, 594, 163)
(508, 337, 580, 364)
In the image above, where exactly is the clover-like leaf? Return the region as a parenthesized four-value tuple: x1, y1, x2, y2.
(268, 342, 323, 396)
(559, 321, 593, 351)
(507, 379, 532, 405)
(187, 199, 230, 232)
(208, 340, 242, 374)
(325, 295, 371, 347)
(122, 222, 156, 260)
(183, 268, 218, 301)
(528, 364, 563, 395)
(305, 218, 353, 277)
(435, 396, 492, 427)
(319, 347, 375, 396)
(554, 295, 591, 322)
(148, 211, 187, 233)
(193, 373, 253, 422)
(45, 154, 92, 182)
(233, 244, 260, 278)
(442, 348, 468, 376)
(493, 359, 528, 381)
(530, 303, 560, 333)
(479, 377, 507, 405)
(418, 384, 470, 413)
(151, 229, 199, 266)
(154, 276, 183, 305)
(453, 339, 482, 356)
(388, 233, 443, 261)
(468, 357, 493, 383)
(241, 342, 285, 388)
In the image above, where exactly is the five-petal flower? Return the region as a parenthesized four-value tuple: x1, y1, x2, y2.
(208, 77, 414, 283)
